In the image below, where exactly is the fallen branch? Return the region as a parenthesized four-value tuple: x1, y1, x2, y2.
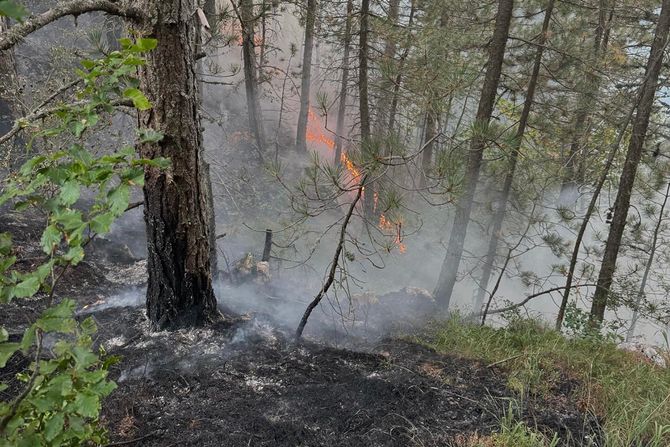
(475, 283, 597, 319)
(295, 176, 367, 339)
(486, 353, 524, 368)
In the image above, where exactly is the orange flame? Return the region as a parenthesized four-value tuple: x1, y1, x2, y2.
(379, 214, 406, 254)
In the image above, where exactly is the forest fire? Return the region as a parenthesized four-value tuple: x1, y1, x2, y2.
(306, 109, 335, 151)
(379, 214, 406, 254)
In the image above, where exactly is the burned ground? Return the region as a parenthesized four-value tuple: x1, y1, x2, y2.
(0, 212, 599, 446)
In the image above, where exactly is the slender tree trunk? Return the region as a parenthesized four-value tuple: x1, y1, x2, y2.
(590, 0, 670, 327)
(558, 0, 614, 205)
(433, 0, 514, 309)
(0, 17, 21, 138)
(373, 0, 399, 138)
(626, 182, 670, 341)
(239, 0, 265, 156)
(295, 0, 317, 152)
(359, 0, 374, 219)
(474, 0, 554, 312)
(136, 0, 219, 330)
(334, 0, 353, 166)
(420, 109, 436, 189)
(388, 0, 417, 135)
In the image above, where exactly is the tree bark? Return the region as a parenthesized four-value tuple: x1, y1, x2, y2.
(136, 0, 218, 330)
(295, 0, 317, 152)
(373, 0, 399, 138)
(239, 0, 265, 156)
(474, 0, 554, 313)
(433, 0, 514, 309)
(626, 182, 670, 341)
(589, 0, 670, 327)
(334, 0, 353, 166)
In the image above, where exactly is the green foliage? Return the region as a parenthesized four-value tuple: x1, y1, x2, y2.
(0, 0, 27, 21)
(489, 402, 559, 447)
(0, 40, 164, 446)
(423, 316, 670, 447)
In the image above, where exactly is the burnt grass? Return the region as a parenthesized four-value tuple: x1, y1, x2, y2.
(0, 212, 600, 446)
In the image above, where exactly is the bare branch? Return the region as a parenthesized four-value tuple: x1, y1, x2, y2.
(0, 0, 145, 51)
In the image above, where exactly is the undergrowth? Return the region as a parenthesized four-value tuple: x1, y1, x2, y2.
(422, 316, 670, 447)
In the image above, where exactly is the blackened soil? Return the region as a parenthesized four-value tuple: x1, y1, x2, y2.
(1, 211, 599, 446)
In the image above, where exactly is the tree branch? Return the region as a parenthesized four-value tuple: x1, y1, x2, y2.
(0, 0, 145, 51)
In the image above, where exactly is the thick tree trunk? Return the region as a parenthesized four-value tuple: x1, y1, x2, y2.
(558, 0, 614, 205)
(474, 0, 554, 312)
(626, 182, 670, 341)
(433, 0, 514, 309)
(590, 0, 670, 327)
(334, 0, 353, 166)
(239, 0, 265, 156)
(136, 0, 218, 330)
(295, 0, 317, 152)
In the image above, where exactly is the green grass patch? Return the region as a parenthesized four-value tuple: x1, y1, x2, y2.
(421, 316, 670, 447)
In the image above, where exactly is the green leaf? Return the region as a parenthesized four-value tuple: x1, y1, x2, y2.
(0, 342, 20, 368)
(53, 209, 84, 232)
(44, 413, 65, 442)
(0, 327, 7, 342)
(0, 1, 28, 21)
(40, 225, 61, 254)
(123, 88, 151, 111)
(72, 346, 98, 369)
(73, 392, 99, 418)
(138, 128, 163, 143)
(63, 246, 84, 265)
(80, 317, 97, 336)
(135, 38, 158, 51)
(90, 212, 115, 234)
(108, 184, 130, 215)
(0, 232, 12, 255)
(36, 300, 77, 333)
(12, 276, 40, 298)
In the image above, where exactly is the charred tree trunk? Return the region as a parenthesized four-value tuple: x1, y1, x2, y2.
(474, 0, 554, 312)
(295, 0, 317, 152)
(334, 0, 353, 166)
(433, 0, 514, 309)
(359, 0, 375, 220)
(136, 0, 219, 330)
(626, 182, 670, 341)
(239, 0, 265, 156)
(388, 0, 416, 136)
(590, 0, 670, 327)
(558, 0, 614, 205)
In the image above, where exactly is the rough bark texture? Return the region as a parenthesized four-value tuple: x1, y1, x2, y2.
(433, 0, 514, 309)
(295, 0, 317, 152)
(373, 0, 399, 138)
(239, 0, 265, 155)
(334, 0, 353, 166)
(474, 0, 554, 312)
(387, 0, 416, 134)
(590, 0, 670, 327)
(136, 0, 218, 330)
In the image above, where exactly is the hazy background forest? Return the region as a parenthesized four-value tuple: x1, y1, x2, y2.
(3, 0, 670, 445)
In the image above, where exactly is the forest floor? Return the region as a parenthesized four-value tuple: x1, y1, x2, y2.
(1, 211, 605, 446)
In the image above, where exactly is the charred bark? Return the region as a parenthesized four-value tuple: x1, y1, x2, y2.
(590, 0, 670, 327)
(136, 0, 219, 330)
(0, 17, 22, 141)
(295, 0, 317, 152)
(474, 0, 554, 312)
(433, 0, 514, 309)
(359, 0, 375, 221)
